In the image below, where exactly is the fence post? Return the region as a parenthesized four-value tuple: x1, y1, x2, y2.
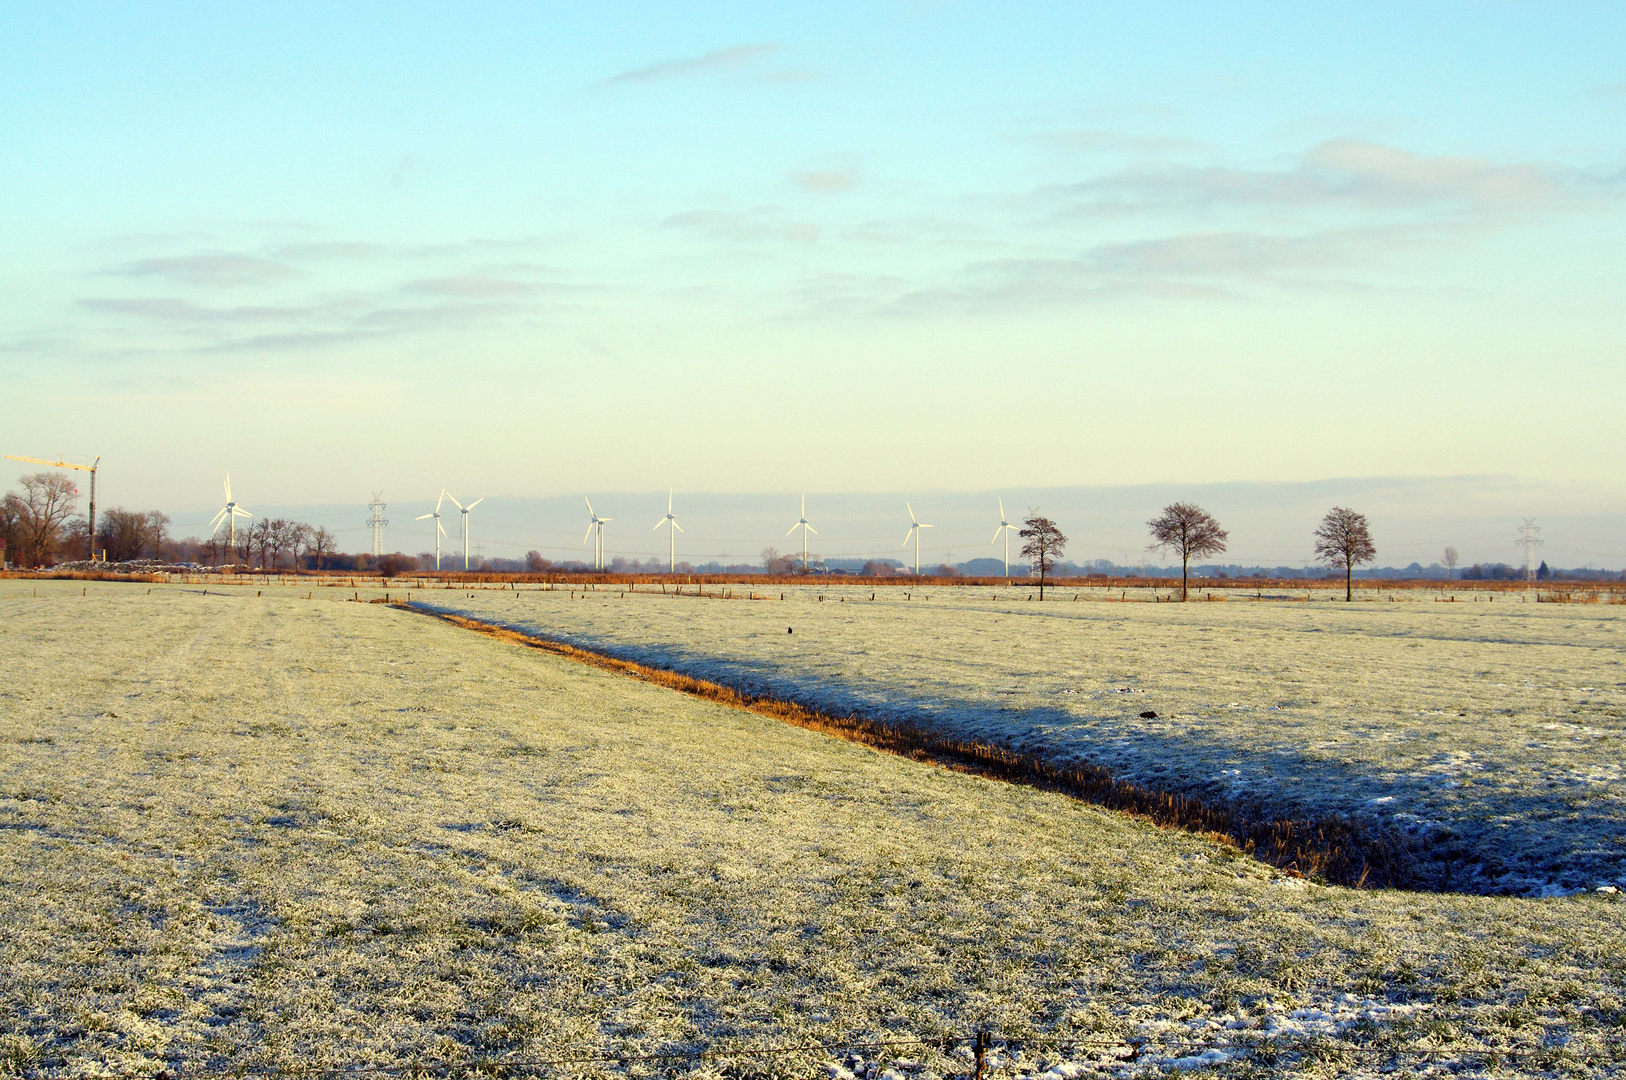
(974, 1030, 990, 1080)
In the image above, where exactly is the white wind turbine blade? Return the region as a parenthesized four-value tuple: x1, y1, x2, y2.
(653, 518, 666, 531)
(599, 516, 612, 524)
(437, 521, 448, 539)
(445, 493, 465, 511)
(233, 506, 254, 519)
(906, 501, 918, 524)
(668, 488, 674, 513)
(585, 496, 595, 517)
(805, 524, 817, 535)
(918, 522, 933, 530)
(224, 475, 232, 502)
(466, 497, 485, 511)
(416, 512, 435, 521)
(992, 524, 1005, 544)
(671, 519, 684, 533)
(903, 528, 915, 548)
(210, 508, 229, 529)
(998, 497, 1005, 522)
(435, 489, 447, 513)
(786, 522, 801, 536)
(585, 521, 597, 544)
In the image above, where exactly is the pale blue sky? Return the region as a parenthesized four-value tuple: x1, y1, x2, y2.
(3, 3, 1624, 562)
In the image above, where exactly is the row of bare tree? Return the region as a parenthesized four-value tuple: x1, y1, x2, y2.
(1146, 502, 1376, 601)
(200, 518, 340, 570)
(992, 503, 1375, 602)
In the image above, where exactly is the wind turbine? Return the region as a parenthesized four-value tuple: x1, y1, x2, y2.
(780, 491, 819, 569)
(416, 490, 449, 570)
(584, 497, 612, 571)
(992, 498, 1019, 578)
(445, 492, 485, 570)
(209, 474, 254, 550)
(902, 502, 933, 576)
(652, 489, 683, 573)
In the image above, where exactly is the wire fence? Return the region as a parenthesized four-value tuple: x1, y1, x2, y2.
(25, 1027, 1622, 1080)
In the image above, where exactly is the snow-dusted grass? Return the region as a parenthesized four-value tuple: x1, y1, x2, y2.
(418, 583, 1626, 895)
(1, 582, 1623, 1078)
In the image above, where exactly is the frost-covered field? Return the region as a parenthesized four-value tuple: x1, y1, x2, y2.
(419, 584, 1626, 896)
(2, 582, 1624, 1078)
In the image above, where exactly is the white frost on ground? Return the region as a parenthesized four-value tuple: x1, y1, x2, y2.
(420, 583, 1626, 894)
(2, 583, 1623, 1077)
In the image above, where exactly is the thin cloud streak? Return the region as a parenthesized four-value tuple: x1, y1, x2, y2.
(1042, 139, 1596, 216)
(793, 167, 860, 193)
(599, 43, 780, 86)
(77, 297, 320, 323)
(111, 254, 295, 286)
(885, 262, 1236, 317)
(1030, 130, 1204, 156)
(663, 208, 820, 244)
(401, 276, 538, 298)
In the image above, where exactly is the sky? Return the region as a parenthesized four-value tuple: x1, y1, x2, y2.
(3, 3, 1624, 566)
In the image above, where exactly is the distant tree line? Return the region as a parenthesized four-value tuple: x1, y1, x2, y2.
(6, 473, 1616, 582)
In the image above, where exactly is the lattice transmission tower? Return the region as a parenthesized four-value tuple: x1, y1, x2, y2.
(367, 493, 389, 557)
(1516, 519, 1543, 581)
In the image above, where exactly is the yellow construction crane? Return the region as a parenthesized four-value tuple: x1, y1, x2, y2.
(5, 454, 101, 561)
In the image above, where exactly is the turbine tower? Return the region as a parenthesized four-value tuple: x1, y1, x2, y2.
(584, 497, 612, 571)
(902, 502, 933, 576)
(446, 492, 485, 571)
(1517, 518, 1544, 581)
(209, 474, 254, 549)
(652, 489, 683, 573)
(786, 494, 818, 572)
(366, 492, 388, 557)
(415, 491, 449, 570)
(991, 498, 1018, 578)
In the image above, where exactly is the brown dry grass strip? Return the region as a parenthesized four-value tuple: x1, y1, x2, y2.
(402, 604, 1424, 891)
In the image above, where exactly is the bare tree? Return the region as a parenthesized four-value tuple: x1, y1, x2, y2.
(1147, 502, 1228, 601)
(263, 518, 306, 570)
(96, 508, 171, 562)
(309, 527, 338, 570)
(1443, 546, 1459, 579)
(285, 522, 313, 570)
(232, 522, 254, 566)
(0, 497, 18, 567)
(1314, 507, 1377, 601)
(761, 546, 796, 575)
(1019, 512, 1067, 600)
(378, 553, 418, 578)
(5, 473, 80, 567)
(248, 518, 274, 569)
